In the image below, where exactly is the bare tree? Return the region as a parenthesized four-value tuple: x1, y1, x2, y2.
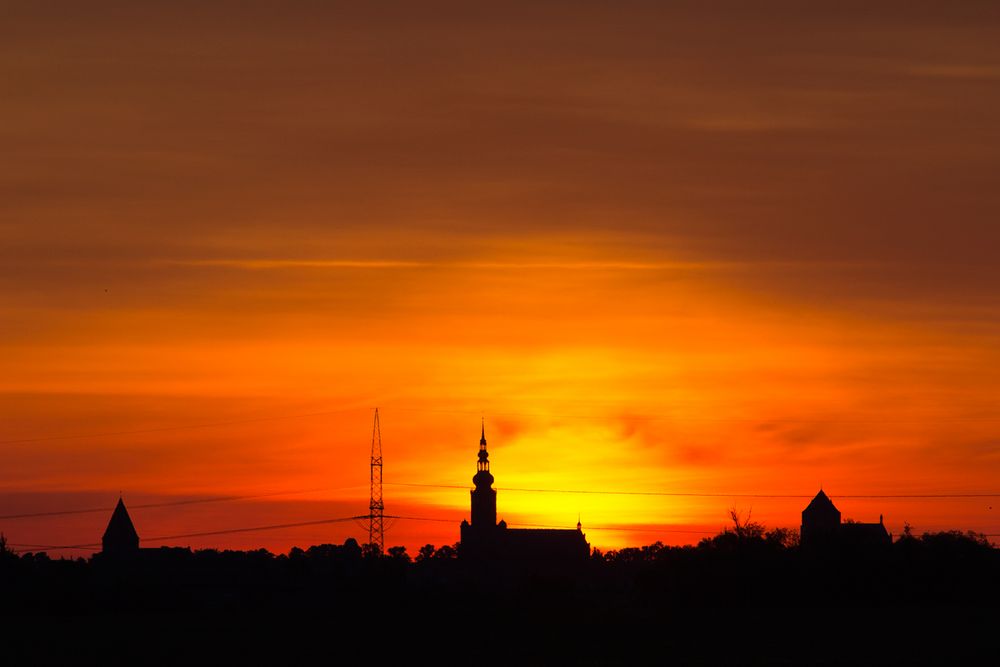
(728, 506, 765, 540)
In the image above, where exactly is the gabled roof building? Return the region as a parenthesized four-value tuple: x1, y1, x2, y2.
(801, 489, 891, 549)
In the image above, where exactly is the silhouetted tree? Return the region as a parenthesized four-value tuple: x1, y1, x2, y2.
(919, 529, 992, 551)
(765, 527, 798, 548)
(698, 508, 772, 552)
(415, 544, 436, 562)
(387, 545, 410, 562)
(728, 507, 765, 541)
(342, 537, 363, 560)
(642, 541, 664, 559)
(433, 544, 457, 559)
(613, 547, 645, 562)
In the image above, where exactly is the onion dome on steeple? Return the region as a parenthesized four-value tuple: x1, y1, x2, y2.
(474, 419, 494, 488)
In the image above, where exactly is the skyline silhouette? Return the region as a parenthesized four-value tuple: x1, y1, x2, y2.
(5, 506, 997, 665)
(3, 421, 996, 559)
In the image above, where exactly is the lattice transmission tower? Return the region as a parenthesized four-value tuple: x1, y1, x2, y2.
(368, 408, 384, 555)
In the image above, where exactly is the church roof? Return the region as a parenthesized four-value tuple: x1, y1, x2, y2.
(102, 497, 139, 547)
(804, 489, 839, 513)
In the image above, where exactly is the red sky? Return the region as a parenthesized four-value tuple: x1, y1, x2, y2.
(2, 1, 1000, 556)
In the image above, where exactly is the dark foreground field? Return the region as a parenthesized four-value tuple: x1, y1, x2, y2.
(4, 603, 995, 665)
(3, 531, 997, 665)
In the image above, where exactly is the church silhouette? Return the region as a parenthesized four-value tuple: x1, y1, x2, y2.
(460, 424, 590, 561)
(801, 489, 891, 548)
(102, 496, 140, 556)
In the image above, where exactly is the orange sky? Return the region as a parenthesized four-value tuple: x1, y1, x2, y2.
(2, 1, 1000, 556)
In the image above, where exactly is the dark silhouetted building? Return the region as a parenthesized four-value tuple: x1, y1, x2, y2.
(460, 424, 589, 561)
(102, 496, 140, 555)
(801, 489, 891, 548)
(801, 489, 841, 545)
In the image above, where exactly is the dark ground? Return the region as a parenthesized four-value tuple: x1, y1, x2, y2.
(3, 531, 997, 665)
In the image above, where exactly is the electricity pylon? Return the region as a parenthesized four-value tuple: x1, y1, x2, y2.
(368, 408, 384, 555)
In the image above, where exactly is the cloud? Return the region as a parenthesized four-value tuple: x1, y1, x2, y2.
(163, 258, 724, 272)
(907, 64, 1000, 80)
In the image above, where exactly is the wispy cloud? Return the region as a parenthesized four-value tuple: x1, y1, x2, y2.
(174, 259, 429, 270)
(685, 113, 830, 133)
(167, 258, 715, 271)
(162, 258, 874, 273)
(907, 64, 1000, 80)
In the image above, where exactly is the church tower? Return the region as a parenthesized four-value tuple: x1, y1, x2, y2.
(470, 421, 497, 528)
(459, 422, 590, 562)
(801, 489, 842, 547)
(102, 496, 140, 556)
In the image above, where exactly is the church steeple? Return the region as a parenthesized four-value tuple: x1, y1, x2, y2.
(470, 421, 496, 528)
(477, 419, 490, 473)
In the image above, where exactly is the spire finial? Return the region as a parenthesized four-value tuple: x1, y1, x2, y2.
(480, 418, 487, 446)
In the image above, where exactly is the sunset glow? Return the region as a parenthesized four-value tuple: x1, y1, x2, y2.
(3, 2, 999, 557)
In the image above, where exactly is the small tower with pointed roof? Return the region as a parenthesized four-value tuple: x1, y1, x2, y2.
(801, 489, 841, 547)
(102, 496, 140, 555)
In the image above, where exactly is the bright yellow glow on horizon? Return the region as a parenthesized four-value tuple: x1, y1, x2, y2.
(3, 2, 1000, 556)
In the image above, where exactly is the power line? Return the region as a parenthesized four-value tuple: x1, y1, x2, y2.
(1, 516, 724, 551)
(0, 485, 365, 520)
(6, 515, 369, 551)
(385, 515, 717, 534)
(514, 522, 717, 534)
(5, 482, 999, 523)
(8, 542, 99, 552)
(386, 482, 1000, 499)
(141, 515, 367, 543)
(8, 514, 998, 554)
